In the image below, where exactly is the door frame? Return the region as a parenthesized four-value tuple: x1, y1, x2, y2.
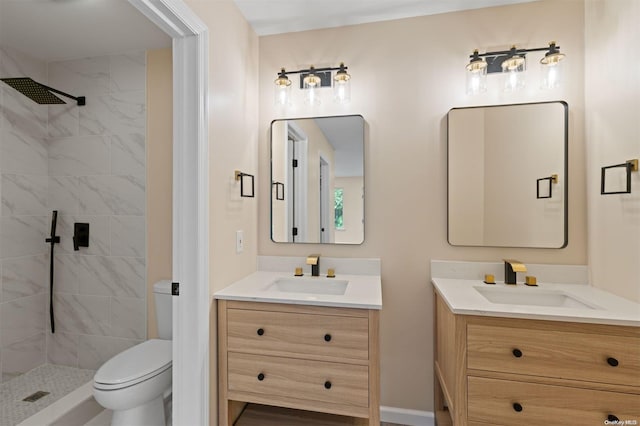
(128, 1, 209, 425)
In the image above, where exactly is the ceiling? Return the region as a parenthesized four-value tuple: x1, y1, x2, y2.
(0, 0, 535, 63)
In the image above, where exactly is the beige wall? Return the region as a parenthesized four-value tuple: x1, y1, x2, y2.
(585, 0, 640, 302)
(258, 0, 586, 411)
(183, 0, 259, 423)
(146, 48, 173, 338)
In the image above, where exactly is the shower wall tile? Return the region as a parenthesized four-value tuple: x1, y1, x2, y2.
(78, 256, 145, 298)
(111, 297, 145, 339)
(78, 175, 145, 215)
(0, 46, 48, 84)
(47, 56, 110, 97)
(46, 331, 78, 367)
(1, 332, 45, 380)
(48, 104, 79, 138)
(0, 128, 48, 175)
(0, 216, 47, 258)
(57, 215, 109, 256)
(48, 135, 110, 176)
(110, 52, 146, 93)
(0, 173, 48, 216)
(53, 293, 110, 336)
(110, 216, 145, 257)
(53, 254, 81, 294)
(1, 87, 48, 139)
(48, 176, 80, 214)
(111, 133, 145, 176)
(79, 90, 145, 136)
(77, 335, 140, 370)
(0, 293, 46, 348)
(1, 254, 47, 302)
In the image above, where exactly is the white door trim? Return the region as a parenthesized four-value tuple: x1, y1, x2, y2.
(127, 1, 209, 426)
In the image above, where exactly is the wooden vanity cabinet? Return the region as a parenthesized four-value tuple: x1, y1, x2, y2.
(218, 300, 380, 425)
(434, 292, 640, 426)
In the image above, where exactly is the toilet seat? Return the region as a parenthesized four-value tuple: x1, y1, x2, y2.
(94, 339, 172, 391)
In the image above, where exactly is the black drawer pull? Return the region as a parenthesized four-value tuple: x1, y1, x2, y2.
(257, 328, 264, 336)
(513, 403, 523, 412)
(608, 415, 619, 422)
(324, 381, 332, 389)
(257, 373, 265, 381)
(324, 334, 332, 342)
(512, 348, 523, 358)
(607, 357, 619, 367)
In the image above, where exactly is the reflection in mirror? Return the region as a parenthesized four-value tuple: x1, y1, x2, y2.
(448, 101, 568, 248)
(271, 115, 364, 244)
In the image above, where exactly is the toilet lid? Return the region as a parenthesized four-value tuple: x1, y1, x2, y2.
(94, 339, 172, 388)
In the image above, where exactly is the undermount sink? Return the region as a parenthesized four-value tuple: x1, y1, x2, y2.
(474, 286, 599, 309)
(267, 277, 349, 295)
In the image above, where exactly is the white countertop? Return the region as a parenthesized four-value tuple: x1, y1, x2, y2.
(432, 278, 640, 327)
(215, 271, 382, 310)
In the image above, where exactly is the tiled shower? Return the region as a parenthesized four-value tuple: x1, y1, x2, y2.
(0, 45, 147, 382)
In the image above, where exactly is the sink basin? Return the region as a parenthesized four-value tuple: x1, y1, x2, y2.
(474, 286, 598, 309)
(267, 277, 349, 295)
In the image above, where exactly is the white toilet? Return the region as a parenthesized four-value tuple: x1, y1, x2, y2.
(93, 280, 173, 426)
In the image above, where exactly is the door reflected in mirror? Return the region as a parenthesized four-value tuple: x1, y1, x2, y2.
(448, 101, 568, 248)
(271, 115, 364, 244)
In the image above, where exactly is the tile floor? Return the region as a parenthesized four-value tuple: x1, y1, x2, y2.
(0, 364, 95, 426)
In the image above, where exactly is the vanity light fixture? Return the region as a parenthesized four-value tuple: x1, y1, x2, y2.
(274, 63, 351, 107)
(466, 42, 566, 94)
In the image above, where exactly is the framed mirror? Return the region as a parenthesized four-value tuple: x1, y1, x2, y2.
(448, 101, 568, 248)
(271, 115, 364, 244)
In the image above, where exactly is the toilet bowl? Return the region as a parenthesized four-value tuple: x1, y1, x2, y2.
(94, 339, 172, 426)
(93, 280, 173, 425)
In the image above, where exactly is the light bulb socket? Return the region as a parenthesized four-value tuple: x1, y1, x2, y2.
(274, 68, 291, 88)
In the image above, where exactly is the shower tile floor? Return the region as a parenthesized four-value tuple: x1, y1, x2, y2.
(0, 364, 95, 426)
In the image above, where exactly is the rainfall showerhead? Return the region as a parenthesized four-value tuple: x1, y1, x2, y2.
(1, 77, 85, 106)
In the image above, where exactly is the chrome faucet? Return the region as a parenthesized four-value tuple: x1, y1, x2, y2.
(307, 254, 320, 277)
(504, 259, 527, 284)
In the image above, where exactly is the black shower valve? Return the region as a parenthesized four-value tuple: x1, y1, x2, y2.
(73, 223, 90, 251)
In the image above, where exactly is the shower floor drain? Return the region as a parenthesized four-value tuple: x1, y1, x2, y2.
(22, 390, 50, 402)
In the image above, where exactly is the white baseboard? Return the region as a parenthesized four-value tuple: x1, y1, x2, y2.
(380, 406, 434, 426)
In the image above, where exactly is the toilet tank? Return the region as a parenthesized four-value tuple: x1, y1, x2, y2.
(153, 280, 173, 340)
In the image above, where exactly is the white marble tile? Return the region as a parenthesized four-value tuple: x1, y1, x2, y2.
(0, 128, 48, 175)
(48, 177, 80, 215)
(53, 254, 81, 294)
(47, 56, 110, 97)
(77, 256, 145, 298)
(79, 91, 145, 136)
(110, 297, 145, 339)
(0, 216, 47, 258)
(1, 173, 48, 216)
(48, 135, 110, 177)
(0, 293, 46, 347)
(1, 332, 45, 378)
(0, 46, 47, 83)
(1, 255, 47, 302)
(57, 215, 110, 256)
(111, 133, 145, 176)
(48, 104, 79, 138)
(109, 52, 146, 93)
(110, 216, 145, 257)
(1, 87, 48, 139)
(77, 335, 140, 370)
(46, 330, 79, 367)
(78, 175, 145, 215)
(53, 293, 110, 336)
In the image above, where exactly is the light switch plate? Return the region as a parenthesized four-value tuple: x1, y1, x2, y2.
(236, 230, 243, 253)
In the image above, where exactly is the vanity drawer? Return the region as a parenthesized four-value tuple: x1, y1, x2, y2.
(226, 308, 369, 362)
(227, 352, 369, 409)
(468, 376, 640, 426)
(467, 323, 640, 387)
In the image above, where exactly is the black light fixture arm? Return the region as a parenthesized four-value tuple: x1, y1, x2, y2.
(470, 45, 560, 59)
(278, 65, 348, 76)
(37, 82, 86, 106)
